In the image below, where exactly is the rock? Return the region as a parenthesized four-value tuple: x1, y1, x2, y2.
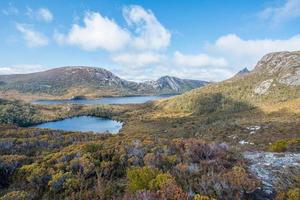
(244, 151, 300, 199)
(239, 140, 254, 145)
(254, 51, 300, 86)
(278, 69, 300, 86)
(246, 125, 261, 134)
(255, 51, 300, 74)
(254, 79, 273, 95)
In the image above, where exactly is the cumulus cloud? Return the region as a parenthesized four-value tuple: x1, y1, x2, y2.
(26, 7, 53, 22)
(123, 5, 171, 50)
(0, 64, 47, 75)
(37, 8, 53, 22)
(16, 24, 49, 47)
(111, 53, 165, 68)
(55, 5, 171, 52)
(206, 34, 300, 69)
(259, 0, 300, 25)
(54, 12, 130, 51)
(173, 51, 228, 67)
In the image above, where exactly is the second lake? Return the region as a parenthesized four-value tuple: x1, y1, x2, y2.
(32, 116, 123, 134)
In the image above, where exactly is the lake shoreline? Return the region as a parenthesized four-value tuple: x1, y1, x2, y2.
(30, 116, 123, 134)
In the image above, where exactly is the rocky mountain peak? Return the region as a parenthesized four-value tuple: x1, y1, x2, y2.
(254, 51, 300, 74)
(145, 76, 209, 93)
(235, 67, 250, 77)
(253, 51, 300, 87)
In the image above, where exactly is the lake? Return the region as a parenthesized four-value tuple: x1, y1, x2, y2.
(33, 116, 123, 134)
(33, 95, 175, 105)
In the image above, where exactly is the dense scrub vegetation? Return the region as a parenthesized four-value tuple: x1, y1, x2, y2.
(0, 99, 40, 126)
(0, 124, 263, 199)
(0, 98, 130, 128)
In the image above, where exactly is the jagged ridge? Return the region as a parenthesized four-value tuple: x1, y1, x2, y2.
(0, 66, 209, 99)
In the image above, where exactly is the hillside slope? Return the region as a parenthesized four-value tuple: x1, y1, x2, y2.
(157, 51, 300, 115)
(0, 66, 209, 100)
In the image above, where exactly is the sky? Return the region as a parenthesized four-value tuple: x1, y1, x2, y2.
(1, 0, 300, 81)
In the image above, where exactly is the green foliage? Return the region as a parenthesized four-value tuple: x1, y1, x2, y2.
(194, 194, 216, 200)
(0, 99, 40, 126)
(287, 188, 300, 200)
(149, 173, 174, 191)
(0, 191, 32, 200)
(127, 166, 159, 192)
(268, 138, 300, 152)
(48, 172, 72, 192)
(268, 140, 288, 152)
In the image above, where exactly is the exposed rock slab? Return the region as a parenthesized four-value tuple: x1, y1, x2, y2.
(244, 151, 300, 199)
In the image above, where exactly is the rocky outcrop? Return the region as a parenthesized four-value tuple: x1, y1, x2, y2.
(254, 79, 273, 95)
(244, 151, 300, 199)
(278, 69, 300, 86)
(254, 51, 300, 86)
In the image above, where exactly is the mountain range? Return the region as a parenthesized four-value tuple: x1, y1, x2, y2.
(0, 67, 209, 100)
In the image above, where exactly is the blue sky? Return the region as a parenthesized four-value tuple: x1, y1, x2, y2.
(1, 0, 300, 81)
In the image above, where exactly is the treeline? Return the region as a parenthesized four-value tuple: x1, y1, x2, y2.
(0, 99, 41, 126)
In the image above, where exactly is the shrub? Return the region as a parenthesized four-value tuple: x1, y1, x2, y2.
(268, 140, 288, 152)
(48, 171, 72, 192)
(159, 179, 188, 200)
(221, 166, 260, 198)
(194, 194, 216, 200)
(127, 167, 159, 193)
(287, 188, 300, 200)
(149, 173, 174, 190)
(0, 191, 32, 200)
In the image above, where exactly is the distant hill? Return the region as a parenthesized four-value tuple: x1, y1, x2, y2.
(0, 66, 209, 100)
(234, 67, 250, 77)
(157, 51, 300, 115)
(145, 76, 209, 94)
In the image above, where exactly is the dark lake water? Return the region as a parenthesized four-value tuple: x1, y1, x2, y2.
(33, 116, 123, 134)
(33, 95, 175, 105)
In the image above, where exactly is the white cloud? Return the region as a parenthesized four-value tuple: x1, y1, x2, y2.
(16, 24, 49, 47)
(123, 5, 171, 50)
(0, 64, 47, 75)
(259, 0, 300, 25)
(112, 62, 233, 82)
(206, 34, 300, 69)
(26, 7, 53, 22)
(118, 33, 300, 82)
(167, 67, 233, 82)
(54, 12, 130, 51)
(37, 8, 53, 22)
(111, 53, 164, 68)
(173, 51, 228, 67)
(55, 5, 171, 52)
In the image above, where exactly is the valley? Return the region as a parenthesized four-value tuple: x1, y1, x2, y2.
(0, 51, 299, 199)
